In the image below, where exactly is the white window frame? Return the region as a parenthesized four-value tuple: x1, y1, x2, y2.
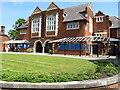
(117, 29, 120, 37)
(20, 29, 26, 35)
(95, 32, 107, 37)
(46, 14, 57, 31)
(95, 33, 102, 36)
(67, 22, 79, 30)
(96, 16, 103, 22)
(63, 13, 67, 17)
(31, 18, 41, 33)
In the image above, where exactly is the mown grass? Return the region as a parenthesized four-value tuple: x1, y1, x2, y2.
(0, 54, 119, 83)
(1, 54, 97, 74)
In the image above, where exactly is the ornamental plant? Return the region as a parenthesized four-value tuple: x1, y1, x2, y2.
(26, 48, 33, 53)
(48, 49, 56, 54)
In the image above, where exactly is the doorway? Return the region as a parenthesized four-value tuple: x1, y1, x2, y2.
(44, 42, 52, 53)
(36, 41, 42, 53)
(93, 45, 99, 54)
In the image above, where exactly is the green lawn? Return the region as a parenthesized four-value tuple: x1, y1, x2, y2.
(1, 54, 97, 74)
(0, 53, 119, 83)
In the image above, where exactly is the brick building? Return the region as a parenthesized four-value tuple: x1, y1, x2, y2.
(17, 2, 120, 55)
(0, 26, 10, 52)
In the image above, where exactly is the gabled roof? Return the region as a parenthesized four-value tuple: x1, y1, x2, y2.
(47, 2, 60, 11)
(33, 6, 42, 14)
(109, 16, 120, 29)
(17, 18, 29, 29)
(17, 22, 28, 29)
(0, 33, 9, 37)
(95, 11, 106, 16)
(0, 32, 10, 39)
(63, 3, 91, 22)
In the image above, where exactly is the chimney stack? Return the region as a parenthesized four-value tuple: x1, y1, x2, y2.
(1, 26, 5, 34)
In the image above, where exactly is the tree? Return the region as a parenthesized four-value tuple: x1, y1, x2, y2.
(8, 18, 25, 40)
(8, 30, 18, 40)
(12, 18, 25, 29)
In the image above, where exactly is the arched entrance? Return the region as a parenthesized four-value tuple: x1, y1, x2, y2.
(44, 41, 52, 53)
(36, 41, 42, 53)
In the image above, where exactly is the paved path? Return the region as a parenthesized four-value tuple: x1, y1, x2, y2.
(0, 52, 116, 59)
(0, 52, 120, 66)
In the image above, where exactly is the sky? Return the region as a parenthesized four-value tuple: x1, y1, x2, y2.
(0, 1, 119, 35)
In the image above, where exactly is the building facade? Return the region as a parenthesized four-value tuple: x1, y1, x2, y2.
(17, 2, 120, 55)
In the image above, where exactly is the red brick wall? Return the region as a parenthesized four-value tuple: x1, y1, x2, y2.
(93, 12, 110, 37)
(18, 28, 30, 40)
(47, 31, 55, 36)
(94, 16, 109, 31)
(110, 28, 120, 39)
(64, 21, 86, 37)
(32, 33, 39, 37)
(0, 36, 9, 51)
(17, 6, 99, 55)
(17, 8, 88, 47)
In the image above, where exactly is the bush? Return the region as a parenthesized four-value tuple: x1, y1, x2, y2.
(0, 70, 95, 83)
(48, 49, 56, 54)
(92, 61, 119, 77)
(26, 48, 33, 53)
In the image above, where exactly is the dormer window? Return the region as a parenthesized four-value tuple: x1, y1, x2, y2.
(79, 12, 86, 17)
(96, 16, 103, 22)
(63, 13, 67, 17)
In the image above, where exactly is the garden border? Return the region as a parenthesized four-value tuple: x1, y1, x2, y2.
(0, 73, 120, 89)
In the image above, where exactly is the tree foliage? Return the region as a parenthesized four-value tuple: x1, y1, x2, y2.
(12, 18, 25, 29)
(8, 18, 25, 40)
(8, 30, 18, 40)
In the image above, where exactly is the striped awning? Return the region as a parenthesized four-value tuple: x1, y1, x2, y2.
(49, 36, 120, 43)
(2, 40, 31, 44)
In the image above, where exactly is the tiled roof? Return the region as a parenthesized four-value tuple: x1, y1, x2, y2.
(109, 16, 120, 29)
(0, 33, 9, 38)
(18, 3, 93, 28)
(17, 19, 29, 29)
(63, 3, 92, 22)
(0, 32, 2, 34)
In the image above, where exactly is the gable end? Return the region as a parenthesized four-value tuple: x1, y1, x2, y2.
(47, 2, 60, 11)
(33, 6, 42, 14)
